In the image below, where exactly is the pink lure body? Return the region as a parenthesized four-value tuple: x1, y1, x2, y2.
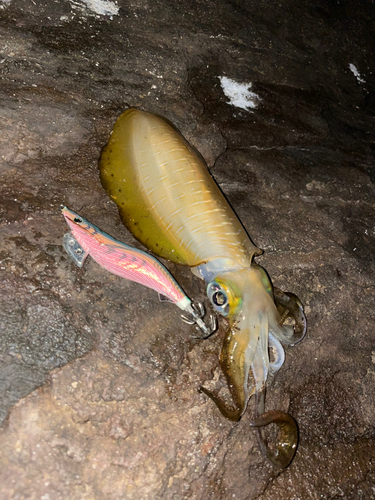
(61, 206, 186, 305)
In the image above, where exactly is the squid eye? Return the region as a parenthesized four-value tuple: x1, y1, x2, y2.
(74, 217, 82, 223)
(207, 281, 230, 316)
(212, 290, 228, 307)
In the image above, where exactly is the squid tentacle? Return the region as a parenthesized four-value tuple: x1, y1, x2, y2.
(250, 335, 298, 469)
(273, 287, 307, 346)
(200, 316, 262, 421)
(251, 389, 298, 469)
(198, 387, 242, 422)
(268, 332, 285, 376)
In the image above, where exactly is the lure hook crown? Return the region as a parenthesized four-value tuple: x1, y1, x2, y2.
(181, 301, 217, 339)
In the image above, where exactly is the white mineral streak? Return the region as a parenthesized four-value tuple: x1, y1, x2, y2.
(219, 76, 261, 111)
(349, 63, 365, 84)
(69, 0, 119, 17)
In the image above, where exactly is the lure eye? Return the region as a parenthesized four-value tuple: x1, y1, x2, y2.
(74, 217, 82, 223)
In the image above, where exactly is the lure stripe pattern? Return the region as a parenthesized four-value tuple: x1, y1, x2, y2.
(62, 207, 186, 303)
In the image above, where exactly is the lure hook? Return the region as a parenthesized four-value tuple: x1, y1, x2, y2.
(181, 301, 217, 339)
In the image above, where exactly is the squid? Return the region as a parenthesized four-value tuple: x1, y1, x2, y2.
(76, 108, 306, 468)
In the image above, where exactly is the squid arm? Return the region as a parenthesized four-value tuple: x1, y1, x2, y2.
(200, 272, 306, 468)
(251, 389, 298, 469)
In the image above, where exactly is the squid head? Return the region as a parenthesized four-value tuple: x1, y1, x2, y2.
(198, 262, 306, 468)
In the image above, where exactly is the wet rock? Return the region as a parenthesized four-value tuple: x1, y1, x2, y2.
(0, 0, 374, 498)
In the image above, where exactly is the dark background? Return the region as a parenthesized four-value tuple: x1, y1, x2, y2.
(0, 1, 374, 498)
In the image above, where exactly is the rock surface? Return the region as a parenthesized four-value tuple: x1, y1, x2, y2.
(0, 0, 374, 498)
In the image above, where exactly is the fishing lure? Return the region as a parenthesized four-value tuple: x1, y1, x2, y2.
(61, 206, 216, 337)
(98, 108, 307, 468)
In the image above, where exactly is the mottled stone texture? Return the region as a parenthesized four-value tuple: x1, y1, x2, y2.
(0, 0, 374, 498)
